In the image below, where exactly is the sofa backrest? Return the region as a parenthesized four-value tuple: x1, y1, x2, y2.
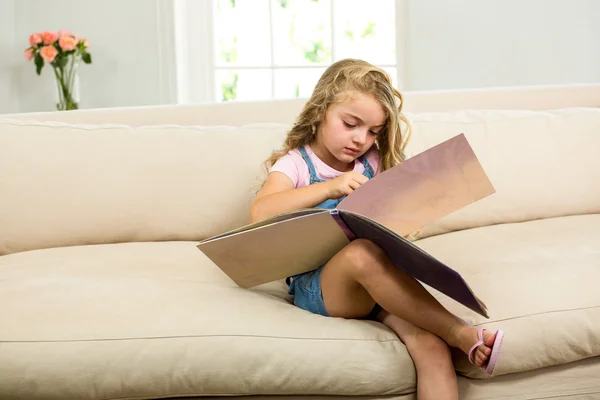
(1, 107, 599, 255)
(405, 108, 600, 239)
(0, 121, 288, 255)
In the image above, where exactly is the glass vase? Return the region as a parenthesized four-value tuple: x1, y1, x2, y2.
(54, 56, 80, 111)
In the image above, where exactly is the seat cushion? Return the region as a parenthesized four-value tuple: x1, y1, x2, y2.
(1, 216, 598, 397)
(0, 241, 415, 399)
(416, 213, 600, 378)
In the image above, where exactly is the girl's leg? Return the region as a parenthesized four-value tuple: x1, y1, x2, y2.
(320, 239, 496, 368)
(376, 310, 458, 400)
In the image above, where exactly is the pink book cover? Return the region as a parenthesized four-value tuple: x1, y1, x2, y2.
(338, 133, 495, 237)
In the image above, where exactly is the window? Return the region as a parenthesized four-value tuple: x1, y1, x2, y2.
(212, 0, 398, 102)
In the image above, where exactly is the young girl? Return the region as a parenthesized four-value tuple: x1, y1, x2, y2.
(250, 59, 504, 400)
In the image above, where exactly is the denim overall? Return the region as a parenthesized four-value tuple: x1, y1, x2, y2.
(286, 146, 375, 316)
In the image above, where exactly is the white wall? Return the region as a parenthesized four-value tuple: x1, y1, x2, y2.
(405, 0, 600, 90)
(0, 0, 20, 114)
(2, 0, 176, 114)
(2, 0, 599, 114)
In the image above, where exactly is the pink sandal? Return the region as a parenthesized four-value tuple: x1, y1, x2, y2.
(468, 328, 505, 374)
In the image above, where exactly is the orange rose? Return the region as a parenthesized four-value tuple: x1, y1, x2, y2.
(24, 48, 34, 61)
(29, 33, 42, 47)
(59, 36, 77, 51)
(40, 45, 58, 62)
(41, 31, 58, 45)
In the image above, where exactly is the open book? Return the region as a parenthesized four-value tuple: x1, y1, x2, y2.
(197, 134, 495, 317)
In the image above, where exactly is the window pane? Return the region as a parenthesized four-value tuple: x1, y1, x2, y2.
(215, 69, 273, 102)
(214, 0, 271, 67)
(332, 0, 395, 65)
(271, 0, 332, 66)
(382, 67, 398, 89)
(274, 68, 326, 99)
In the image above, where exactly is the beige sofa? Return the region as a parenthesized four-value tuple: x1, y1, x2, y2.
(1, 84, 599, 400)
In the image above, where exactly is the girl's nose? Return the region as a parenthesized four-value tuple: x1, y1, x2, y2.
(353, 129, 368, 145)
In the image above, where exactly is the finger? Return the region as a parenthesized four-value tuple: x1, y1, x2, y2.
(356, 175, 369, 184)
(348, 176, 366, 186)
(348, 181, 361, 190)
(350, 171, 368, 181)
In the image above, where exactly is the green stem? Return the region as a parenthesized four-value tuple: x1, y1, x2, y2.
(67, 56, 78, 99)
(52, 67, 65, 107)
(53, 58, 78, 110)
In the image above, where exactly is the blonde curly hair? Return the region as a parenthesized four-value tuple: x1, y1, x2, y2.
(263, 58, 411, 180)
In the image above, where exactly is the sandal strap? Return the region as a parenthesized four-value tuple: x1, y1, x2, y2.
(468, 328, 485, 364)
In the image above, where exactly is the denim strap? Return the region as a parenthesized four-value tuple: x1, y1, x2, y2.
(359, 154, 375, 178)
(298, 146, 322, 184)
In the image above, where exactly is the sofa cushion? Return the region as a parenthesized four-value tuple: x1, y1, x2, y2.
(404, 108, 600, 239)
(415, 213, 600, 378)
(3, 108, 599, 254)
(0, 241, 416, 399)
(0, 120, 289, 256)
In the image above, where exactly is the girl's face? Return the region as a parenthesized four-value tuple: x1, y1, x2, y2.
(313, 91, 386, 171)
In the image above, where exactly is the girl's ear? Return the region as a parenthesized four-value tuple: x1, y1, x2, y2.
(312, 121, 321, 136)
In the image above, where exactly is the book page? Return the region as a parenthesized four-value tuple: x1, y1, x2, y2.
(197, 211, 349, 288)
(337, 134, 495, 237)
(198, 208, 325, 243)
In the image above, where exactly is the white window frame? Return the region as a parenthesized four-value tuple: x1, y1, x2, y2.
(174, 0, 409, 104)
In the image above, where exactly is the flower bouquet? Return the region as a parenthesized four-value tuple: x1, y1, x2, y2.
(24, 30, 92, 110)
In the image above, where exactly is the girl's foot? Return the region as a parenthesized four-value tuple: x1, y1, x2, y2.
(450, 324, 499, 368)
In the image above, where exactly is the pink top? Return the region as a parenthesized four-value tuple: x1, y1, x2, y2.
(269, 145, 381, 188)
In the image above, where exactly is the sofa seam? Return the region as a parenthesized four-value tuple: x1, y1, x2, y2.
(0, 334, 403, 344)
(476, 305, 600, 326)
(0, 120, 290, 132)
(104, 393, 410, 400)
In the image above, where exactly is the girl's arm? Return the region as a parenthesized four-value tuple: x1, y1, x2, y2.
(250, 171, 368, 223)
(250, 172, 333, 223)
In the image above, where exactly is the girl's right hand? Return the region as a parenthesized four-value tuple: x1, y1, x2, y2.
(326, 171, 369, 199)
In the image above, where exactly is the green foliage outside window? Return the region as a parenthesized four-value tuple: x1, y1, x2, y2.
(303, 40, 329, 63)
(221, 73, 238, 101)
(362, 22, 376, 38)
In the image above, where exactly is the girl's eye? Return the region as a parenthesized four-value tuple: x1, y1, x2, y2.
(369, 130, 379, 136)
(343, 121, 356, 128)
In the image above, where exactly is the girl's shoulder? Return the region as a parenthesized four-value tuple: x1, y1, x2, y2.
(270, 148, 305, 171)
(269, 148, 310, 188)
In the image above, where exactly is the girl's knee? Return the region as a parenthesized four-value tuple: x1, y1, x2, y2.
(343, 239, 388, 279)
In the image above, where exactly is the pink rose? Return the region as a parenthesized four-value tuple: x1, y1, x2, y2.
(40, 45, 58, 63)
(79, 37, 90, 48)
(57, 29, 72, 38)
(29, 33, 42, 47)
(24, 48, 34, 61)
(59, 36, 77, 51)
(41, 31, 58, 45)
